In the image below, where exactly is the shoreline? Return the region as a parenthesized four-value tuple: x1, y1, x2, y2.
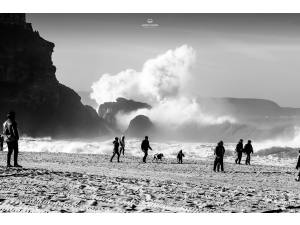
(1, 148, 297, 168)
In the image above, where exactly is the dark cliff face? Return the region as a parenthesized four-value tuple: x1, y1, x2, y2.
(98, 97, 151, 130)
(0, 14, 109, 138)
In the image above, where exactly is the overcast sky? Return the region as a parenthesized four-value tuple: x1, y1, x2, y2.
(27, 14, 300, 107)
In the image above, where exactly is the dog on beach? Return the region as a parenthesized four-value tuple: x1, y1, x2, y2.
(153, 153, 164, 162)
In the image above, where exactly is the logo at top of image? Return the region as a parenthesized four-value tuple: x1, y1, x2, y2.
(147, 18, 153, 24)
(142, 18, 159, 28)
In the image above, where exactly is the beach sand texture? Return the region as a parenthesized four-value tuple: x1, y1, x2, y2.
(0, 152, 300, 213)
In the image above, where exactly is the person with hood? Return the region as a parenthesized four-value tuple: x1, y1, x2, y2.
(235, 139, 244, 164)
(177, 150, 185, 164)
(110, 137, 120, 163)
(141, 136, 152, 163)
(213, 141, 225, 172)
(244, 140, 254, 165)
(295, 150, 300, 181)
(3, 111, 21, 168)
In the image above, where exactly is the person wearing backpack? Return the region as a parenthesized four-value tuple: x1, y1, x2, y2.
(141, 136, 152, 163)
(3, 111, 21, 168)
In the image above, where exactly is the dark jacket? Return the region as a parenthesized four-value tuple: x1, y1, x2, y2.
(113, 140, 119, 152)
(235, 142, 243, 153)
(244, 143, 253, 154)
(215, 145, 225, 157)
(141, 139, 152, 151)
(296, 155, 300, 170)
(177, 151, 185, 158)
(3, 119, 19, 142)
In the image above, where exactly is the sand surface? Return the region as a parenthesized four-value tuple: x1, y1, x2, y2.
(0, 151, 300, 213)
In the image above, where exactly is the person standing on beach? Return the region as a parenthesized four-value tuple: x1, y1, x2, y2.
(177, 150, 185, 164)
(0, 134, 4, 151)
(244, 140, 253, 165)
(213, 141, 225, 172)
(235, 139, 243, 164)
(119, 135, 125, 156)
(3, 111, 21, 168)
(141, 136, 152, 163)
(295, 150, 300, 181)
(110, 137, 120, 163)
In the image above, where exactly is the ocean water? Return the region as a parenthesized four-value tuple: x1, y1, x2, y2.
(2, 137, 298, 168)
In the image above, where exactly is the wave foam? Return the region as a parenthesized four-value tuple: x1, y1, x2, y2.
(0, 137, 296, 167)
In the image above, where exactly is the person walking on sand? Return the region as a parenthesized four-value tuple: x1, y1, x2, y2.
(295, 150, 300, 181)
(213, 141, 225, 172)
(235, 139, 243, 164)
(3, 111, 21, 168)
(119, 135, 125, 156)
(110, 137, 120, 163)
(244, 140, 253, 165)
(141, 136, 152, 163)
(177, 150, 185, 164)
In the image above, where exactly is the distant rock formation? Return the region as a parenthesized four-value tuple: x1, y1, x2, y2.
(126, 115, 155, 138)
(0, 13, 109, 138)
(197, 97, 300, 127)
(98, 97, 151, 129)
(124, 97, 300, 141)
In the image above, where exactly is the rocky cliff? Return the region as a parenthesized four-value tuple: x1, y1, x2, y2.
(0, 13, 109, 138)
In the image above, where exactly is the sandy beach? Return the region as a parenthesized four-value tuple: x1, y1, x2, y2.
(0, 151, 300, 213)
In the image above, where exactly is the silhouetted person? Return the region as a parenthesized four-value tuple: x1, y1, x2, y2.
(3, 111, 21, 168)
(177, 150, 185, 164)
(244, 140, 253, 165)
(235, 139, 243, 164)
(141, 136, 152, 163)
(296, 150, 300, 181)
(213, 141, 225, 172)
(119, 135, 125, 156)
(0, 135, 3, 151)
(110, 137, 120, 163)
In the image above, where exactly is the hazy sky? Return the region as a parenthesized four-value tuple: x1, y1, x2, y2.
(27, 14, 300, 107)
